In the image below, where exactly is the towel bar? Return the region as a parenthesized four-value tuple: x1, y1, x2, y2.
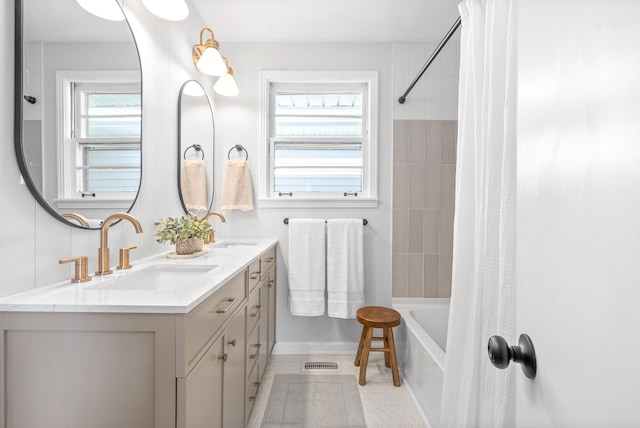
(283, 218, 368, 225)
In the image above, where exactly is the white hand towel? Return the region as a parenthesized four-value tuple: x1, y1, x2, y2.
(181, 159, 208, 211)
(288, 219, 326, 316)
(221, 160, 254, 211)
(327, 219, 364, 319)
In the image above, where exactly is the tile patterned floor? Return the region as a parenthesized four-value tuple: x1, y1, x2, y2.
(248, 354, 426, 428)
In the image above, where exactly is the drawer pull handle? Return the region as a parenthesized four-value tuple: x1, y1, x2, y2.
(218, 353, 228, 362)
(248, 381, 261, 401)
(249, 343, 261, 359)
(267, 279, 274, 288)
(216, 298, 236, 314)
(228, 339, 237, 347)
(250, 272, 261, 280)
(250, 305, 262, 317)
(264, 257, 274, 263)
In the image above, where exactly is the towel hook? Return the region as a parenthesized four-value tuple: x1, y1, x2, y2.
(184, 144, 205, 160)
(228, 144, 249, 160)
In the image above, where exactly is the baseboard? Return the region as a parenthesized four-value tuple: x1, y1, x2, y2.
(272, 341, 359, 355)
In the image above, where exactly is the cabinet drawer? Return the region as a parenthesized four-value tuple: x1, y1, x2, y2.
(247, 259, 261, 293)
(246, 320, 261, 375)
(247, 287, 262, 335)
(182, 272, 246, 371)
(245, 360, 261, 425)
(261, 246, 276, 275)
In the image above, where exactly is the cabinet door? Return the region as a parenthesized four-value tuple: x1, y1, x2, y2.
(259, 284, 269, 370)
(178, 335, 224, 428)
(266, 268, 276, 356)
(223, 310, 246, 428)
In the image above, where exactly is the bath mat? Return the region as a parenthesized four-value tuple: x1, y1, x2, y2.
(261, 374, 367, 428)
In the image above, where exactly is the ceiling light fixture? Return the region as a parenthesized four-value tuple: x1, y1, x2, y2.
(214, 57, 239, 97)
(76, 0, 125, 21)
(142, 0, 189, 21)
(193, 28, 227, 76)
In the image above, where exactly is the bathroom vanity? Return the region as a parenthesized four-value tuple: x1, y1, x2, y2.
(0, 239, 277, 428)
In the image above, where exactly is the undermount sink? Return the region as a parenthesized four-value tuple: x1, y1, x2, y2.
(212, 241, 259, 249)
(86, 264, 218, 291)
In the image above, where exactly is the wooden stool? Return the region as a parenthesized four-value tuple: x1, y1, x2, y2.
(354, 306, 401, 387)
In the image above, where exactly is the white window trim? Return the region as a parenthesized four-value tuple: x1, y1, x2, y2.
(55, 70, 140, 207)
(258, 70, 379, 208)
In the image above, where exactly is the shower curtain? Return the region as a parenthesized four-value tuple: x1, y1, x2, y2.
(440, 0, 517, 427)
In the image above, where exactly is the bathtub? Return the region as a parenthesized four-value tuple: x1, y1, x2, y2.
(393, 298, 450, 428)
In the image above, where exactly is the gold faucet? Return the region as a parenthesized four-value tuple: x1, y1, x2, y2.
(204, 211, 226, 244)
(63, 212, 91, 228)
(96, 213, 143, 276)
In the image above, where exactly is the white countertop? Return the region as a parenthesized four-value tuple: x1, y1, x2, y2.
(0, 239, 278, 314)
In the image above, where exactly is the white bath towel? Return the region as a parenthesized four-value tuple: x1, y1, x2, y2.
(221, 160, 254, 211)
(288, 219, 326, 316)
(327, 219, 364, 319)
(181, 159, 208, 211)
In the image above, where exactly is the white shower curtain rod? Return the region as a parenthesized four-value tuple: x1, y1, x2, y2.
(398, 16, 462, 104)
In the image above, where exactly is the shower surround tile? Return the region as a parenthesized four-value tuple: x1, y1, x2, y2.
(393, 119, 457, 299)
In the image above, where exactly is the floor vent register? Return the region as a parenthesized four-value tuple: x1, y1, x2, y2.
(301, 361, 341, 372)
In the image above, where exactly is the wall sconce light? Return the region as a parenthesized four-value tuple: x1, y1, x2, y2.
(193, 28, 227, 76)
(214, 57, 239, 97)
(77, 0, 125, 21)
(142, 0, 189, 21)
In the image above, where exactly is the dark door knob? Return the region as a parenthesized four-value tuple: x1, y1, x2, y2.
(488, 334, 537, 379)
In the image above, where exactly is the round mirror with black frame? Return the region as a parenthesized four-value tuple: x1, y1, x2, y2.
(177, 80, 215, 218)
(14, 0, 142, 229)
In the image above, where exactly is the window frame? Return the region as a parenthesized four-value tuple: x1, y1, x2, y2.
(55, 70, 141, 209)
(259, 71, 379, 208)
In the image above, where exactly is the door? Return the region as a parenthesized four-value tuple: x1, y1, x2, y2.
(516, 1, 640, 425)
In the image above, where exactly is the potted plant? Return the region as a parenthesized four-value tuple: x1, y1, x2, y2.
(154, 215, 212, 255)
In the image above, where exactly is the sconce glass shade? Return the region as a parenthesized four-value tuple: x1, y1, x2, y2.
(77, 0, 125, 21)
(214, 59, 239, 96)
(193, 28, 227, 76)
(214, 73, 239, 97)
(142, 0, 189, 21)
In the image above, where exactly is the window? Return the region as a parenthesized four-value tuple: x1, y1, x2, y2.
(57, 71, 141, 204)
(260, 71, 378, 207)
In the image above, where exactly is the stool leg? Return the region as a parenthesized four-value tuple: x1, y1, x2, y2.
(387, 327, 401, 387)
(358, 326, 373, 386)
(354, 326, 368, 367)
(383, 328, 391, 368)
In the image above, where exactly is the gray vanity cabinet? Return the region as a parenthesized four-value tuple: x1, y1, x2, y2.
(0, 243, 277, 428)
